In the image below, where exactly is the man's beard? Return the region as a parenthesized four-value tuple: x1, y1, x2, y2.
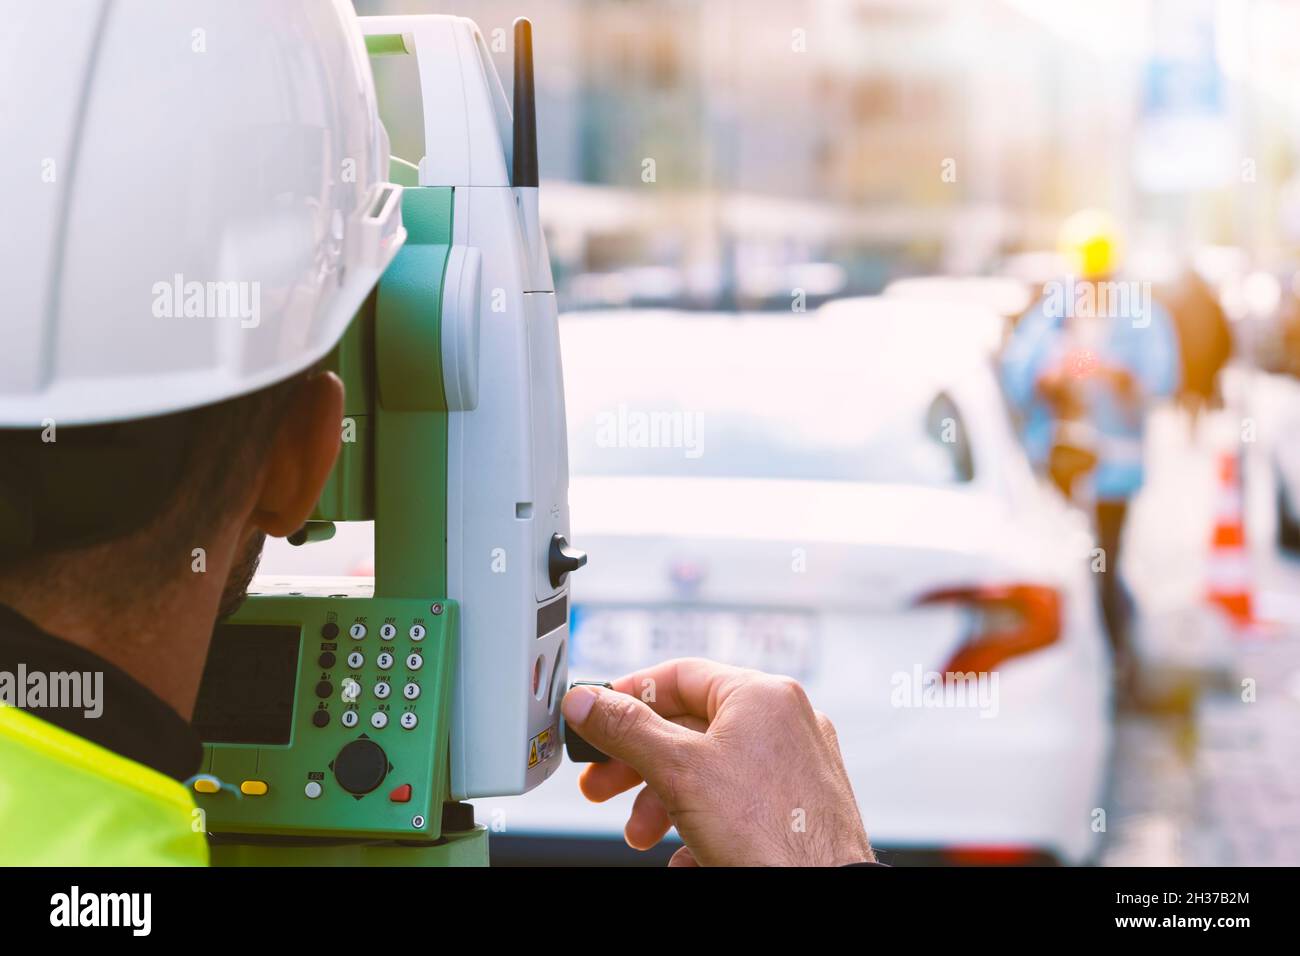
(218, 531, 267, 620)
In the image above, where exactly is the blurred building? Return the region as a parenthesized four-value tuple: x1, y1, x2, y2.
(357, 0, 1300, 310)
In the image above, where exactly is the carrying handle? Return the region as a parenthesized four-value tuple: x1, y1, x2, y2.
(351, 183, 404, 270)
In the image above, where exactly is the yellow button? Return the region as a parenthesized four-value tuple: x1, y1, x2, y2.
(193, 779, 220, 794)
(240, 780, 269, 796)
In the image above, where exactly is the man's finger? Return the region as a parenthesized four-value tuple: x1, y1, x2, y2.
(578, 713, 708, 802)
(607, 657, 749, 724)
(667, 845, 699, 867)
(561, 684, 695, 786)
(578, 759, 642, 803)
(625, 784, 672, 850)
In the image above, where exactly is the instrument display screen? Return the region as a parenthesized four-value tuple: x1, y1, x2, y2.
(193, 624, 301, 746)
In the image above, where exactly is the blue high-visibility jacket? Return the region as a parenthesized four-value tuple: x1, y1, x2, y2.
(1000, 288, 1180, 501)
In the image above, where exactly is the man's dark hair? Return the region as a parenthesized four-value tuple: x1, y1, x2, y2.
(0, 373, 307, 574)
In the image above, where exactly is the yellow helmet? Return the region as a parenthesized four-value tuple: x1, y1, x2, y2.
(1058, 209, 1121, 280)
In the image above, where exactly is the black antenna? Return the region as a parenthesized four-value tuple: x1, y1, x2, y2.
(512, 17, 539, 188)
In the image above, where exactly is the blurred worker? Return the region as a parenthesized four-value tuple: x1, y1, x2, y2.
(1000, 211, 1181, 688)
(1155, 268, 1233, 425)
(0, 2, 873, 866)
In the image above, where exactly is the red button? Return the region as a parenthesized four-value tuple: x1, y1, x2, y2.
(388, 784, 412, 803)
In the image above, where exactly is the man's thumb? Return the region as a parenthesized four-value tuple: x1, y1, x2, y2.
(561, 684, 689, 779)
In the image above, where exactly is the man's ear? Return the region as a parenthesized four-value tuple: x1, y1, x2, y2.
(249, 372, 345, 538)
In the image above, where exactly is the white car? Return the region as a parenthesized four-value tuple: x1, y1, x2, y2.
(1223, 367, 1300, 552)
(256, 301, 1114, 865)
(883, 275, 1035, 324)
(1266, 376, 1300, 551)
(478, 301, 1113, 865)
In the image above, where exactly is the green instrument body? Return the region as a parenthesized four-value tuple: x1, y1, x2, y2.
(195, 14, 571, 866)
(195, 184, 486, 862)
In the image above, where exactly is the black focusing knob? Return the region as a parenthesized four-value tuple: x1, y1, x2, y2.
(562, 681, 610, 763)
(333, 738, 389, 795)
(548, 533, 588, 588)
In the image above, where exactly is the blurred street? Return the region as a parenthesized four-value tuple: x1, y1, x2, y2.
(1103, 372, 1300, 865)
(11, 0, 1300, 886)
(264, 0, 1300, 867)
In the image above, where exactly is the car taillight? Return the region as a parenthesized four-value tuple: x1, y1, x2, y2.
(944, 846, 1050, 866)
(915, 584, 1061, 673)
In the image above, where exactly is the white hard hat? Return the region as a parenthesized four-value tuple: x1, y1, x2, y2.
(0, 0, 405, 427)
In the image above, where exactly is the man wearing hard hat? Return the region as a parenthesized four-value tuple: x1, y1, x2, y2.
(0, 1, 873, 867)
(1001, 211, 1181, 694)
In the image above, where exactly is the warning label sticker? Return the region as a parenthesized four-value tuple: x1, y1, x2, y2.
(527, 726, 557, 769)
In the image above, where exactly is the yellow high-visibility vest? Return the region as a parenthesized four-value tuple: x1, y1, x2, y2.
(0, 705, 208, 865)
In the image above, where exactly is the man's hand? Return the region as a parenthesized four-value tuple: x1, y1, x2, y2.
(560, 658, 874, 867)
(1035, 365, 1075, 407)
(1098, 362, 1137, 400)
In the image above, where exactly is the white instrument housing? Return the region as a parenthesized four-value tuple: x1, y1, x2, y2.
(360, 15, 572, 798)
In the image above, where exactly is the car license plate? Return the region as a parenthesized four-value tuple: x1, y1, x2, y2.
(569, 606, 817, 681)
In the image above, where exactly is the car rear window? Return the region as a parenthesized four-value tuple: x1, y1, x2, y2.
(565, 343, 975, 484)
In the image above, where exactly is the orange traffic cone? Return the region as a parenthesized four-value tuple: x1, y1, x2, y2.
(1205, 452, 1255, 631)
